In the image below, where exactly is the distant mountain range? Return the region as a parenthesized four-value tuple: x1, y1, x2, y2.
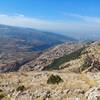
(0, 24, 76, 51)
(0, 24, 76, 72)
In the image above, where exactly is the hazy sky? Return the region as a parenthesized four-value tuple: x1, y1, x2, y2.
(0, 0, 100, 39)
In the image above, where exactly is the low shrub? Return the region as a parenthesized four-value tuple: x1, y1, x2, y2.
(0, 89, 3, 92)
(16, 85, 26, 92)
(0, 92, 5, 99)
(47, 74, 63, 84)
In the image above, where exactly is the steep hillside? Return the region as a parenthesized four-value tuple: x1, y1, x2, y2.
(0, 41, 99, 100)
(20, 43, 83, 71)
(58, 41, 100, 73)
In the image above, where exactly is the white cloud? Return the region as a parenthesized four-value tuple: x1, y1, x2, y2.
(62, 12, 100, 24)
(0, 14, 100, 39)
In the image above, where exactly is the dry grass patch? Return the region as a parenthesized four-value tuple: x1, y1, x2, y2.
(80, 73, 97, 88)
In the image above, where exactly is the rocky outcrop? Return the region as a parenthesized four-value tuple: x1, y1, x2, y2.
(85, 87, 100, 100)
(59, 41, 100, 73)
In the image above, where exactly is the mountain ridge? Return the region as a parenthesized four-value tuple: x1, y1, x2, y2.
(0, 24, 76, 72)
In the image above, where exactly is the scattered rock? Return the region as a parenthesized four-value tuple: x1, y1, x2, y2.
(85, 86, 100, 100)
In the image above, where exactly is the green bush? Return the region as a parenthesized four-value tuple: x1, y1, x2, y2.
(0, 92, 5, 99)
(16, 85, 26, 92)
(47, 74, 63, 84)
(0, 89, 3, 92)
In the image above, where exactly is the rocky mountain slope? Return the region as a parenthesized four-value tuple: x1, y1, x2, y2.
(58, 41, 100, 73)
(0, 41, 99, 100)
(20, 43, 84, 71)
(0, 69, 100, 100)
(22, 41, 99, 72)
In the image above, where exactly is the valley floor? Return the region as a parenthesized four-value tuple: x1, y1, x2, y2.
(0, 71, 100, 100)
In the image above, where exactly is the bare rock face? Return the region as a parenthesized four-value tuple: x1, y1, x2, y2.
(85, 87, 100, 100)
(80, 41, 100, 73)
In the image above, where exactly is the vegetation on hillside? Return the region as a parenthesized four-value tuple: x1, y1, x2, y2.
(44, 47, 86, 70)
(16, 85, 26, 92)
(47, 74, 63, 84)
